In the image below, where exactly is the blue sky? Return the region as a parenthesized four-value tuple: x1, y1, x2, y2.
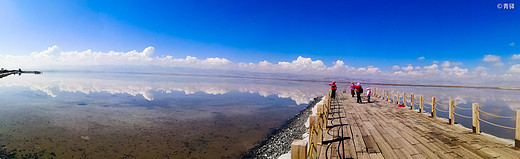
(1, 0, 519, 80)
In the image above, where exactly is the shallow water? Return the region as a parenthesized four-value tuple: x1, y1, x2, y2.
(0, 73, 518, 158)
(0, 72, 326, 158)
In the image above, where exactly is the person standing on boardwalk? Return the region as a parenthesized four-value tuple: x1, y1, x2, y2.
(349, 82, 355, 97)
(366, 88, 371, 103)
(355, 82, 363, 103)
(329, 81, 337, 99)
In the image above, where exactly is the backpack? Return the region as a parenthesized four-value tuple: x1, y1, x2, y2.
(359, 86, 363, 93)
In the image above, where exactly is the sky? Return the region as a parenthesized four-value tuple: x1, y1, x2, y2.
(1, 0, 520, 84)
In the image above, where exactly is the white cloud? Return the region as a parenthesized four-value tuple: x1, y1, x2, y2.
(512, 54, 520, 60)
(483, 55, 500, 62)
(441, 61, 450, 68)
(508, 64, 520, 74)
(417, 57, 425, 60)
(4, 45, 520, 82)
(442, 66, 468, 77)
(365, 66, 381, 73)
(1, 45, 233, 69)
(441, 61, 463, 68)
(402, 65, 414, 71)
(423, 64, 438, 70)
(483, 55, 503, 67)
(473, 66, 487, 72)
(510, 42, 515, 47)
(10, 46, 373, 76)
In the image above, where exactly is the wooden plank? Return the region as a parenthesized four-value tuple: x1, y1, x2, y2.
(362, 135, 380, 153)
(413, 143, 441, 159)
(341, 124, 356, 159)
(367, 129, 400, 159)
(478, 148, 500, 158)
(356, 152, 370, 159)
(368, 153, 384, 159)
(450, 146, 483, 159)
(397, 137, 421, 155)
(318, 144, 327, 159)
(394, 148, 414, 159)
(346, 112, 369, 154)
(488, 148, 519, 159)
(378, 128, 403, 149)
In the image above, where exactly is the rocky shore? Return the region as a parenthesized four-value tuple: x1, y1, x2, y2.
(243, 96, 322, 159)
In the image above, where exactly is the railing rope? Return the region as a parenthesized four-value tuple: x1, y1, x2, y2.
(479, 118, 515, 130)
(436, 102, 449, 107)
(436, 107, 449, 113)
(478, 109, 516, 119)
(454, 105, 472, 110)
(454, 112, 472, 119)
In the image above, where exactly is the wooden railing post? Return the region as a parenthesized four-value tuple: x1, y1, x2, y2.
(291, 140, 307, 159)
(472, 103, 480, 134)
(411, 94, 415, 110)
(386, 90, 389, 101)
(419, 94, 424, 113)
(516, 110, 520, 148)
(449, 99, 455, 125)
(397, 91, 400, 104)
(432, 97, 436, 118)
(309, 115, 319, 158)
(403, 92, 407, 107)
(391, 91, 394, 102)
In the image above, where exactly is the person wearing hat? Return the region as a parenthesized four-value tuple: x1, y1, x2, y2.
(329, 81, 337, 99)
(367, 88, 372, 103)
(354, 82, 363, 103)
(349, 82, 355, 97)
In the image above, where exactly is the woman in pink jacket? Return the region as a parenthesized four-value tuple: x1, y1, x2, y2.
(367, 88, 371, 103)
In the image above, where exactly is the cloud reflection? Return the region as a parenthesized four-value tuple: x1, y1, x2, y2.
(0, 73, 327, 105)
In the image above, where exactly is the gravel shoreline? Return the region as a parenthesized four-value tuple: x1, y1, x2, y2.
(243, 96, 322, 159)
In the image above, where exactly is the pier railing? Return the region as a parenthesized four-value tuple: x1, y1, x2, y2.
(291, 87, 520, 159)
(371, 87, 520, 149)
(291, 90, 333, 159)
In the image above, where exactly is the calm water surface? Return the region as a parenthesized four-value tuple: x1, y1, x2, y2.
(0, 72, 326, 158)
(0, 73, 519, 158)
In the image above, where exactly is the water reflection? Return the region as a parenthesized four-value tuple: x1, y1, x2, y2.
(0, 72, 327, 105)
(0, 72, 327, 158)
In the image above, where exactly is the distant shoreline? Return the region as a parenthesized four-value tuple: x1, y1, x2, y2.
(9, 70, 520, 90)
(360, 82, 520, 90)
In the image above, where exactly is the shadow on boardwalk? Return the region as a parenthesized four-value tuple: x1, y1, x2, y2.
(316, 92, 520, 159)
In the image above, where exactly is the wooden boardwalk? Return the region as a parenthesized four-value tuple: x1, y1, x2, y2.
(313, 92, 520, 159)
